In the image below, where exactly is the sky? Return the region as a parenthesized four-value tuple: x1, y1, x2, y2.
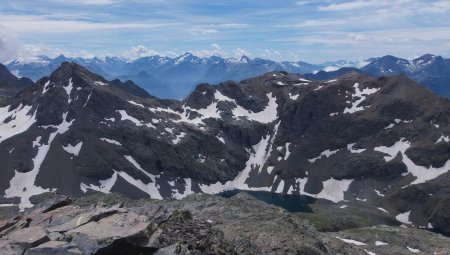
(0, 0, 450, 63)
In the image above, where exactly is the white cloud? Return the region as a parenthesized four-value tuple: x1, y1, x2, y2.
(296, 1, 313, 6)
(0, 14, 175, 34)
(56, 0, 121, 5)
(119, 45, 161, 60)
(317, 0, 412, 11)
(189, 28, 218, 36)
(213, 23, 249, 29)
(282, 19, 347, 28)
(234, 48, 249, 57)
(319, 0, 379, 11)
(270, 26, 450, 61)
(349, 33, 366, 42)
(0, 26, 20, 63)
(420, 0, 450, 13)
(260, 49, 281, 59)
(190, 44, 226, 58)
(211, 43, 221, 50)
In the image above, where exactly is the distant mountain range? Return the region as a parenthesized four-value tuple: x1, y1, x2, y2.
(5, 53, 450, 99)
(5, 54, 358, 99)
(305, 54, 450, 98)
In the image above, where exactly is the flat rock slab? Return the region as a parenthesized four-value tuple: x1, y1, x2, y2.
(0, 219, 18, 233)
(47, 206, 120, 233)
(24, 241, 82, 255)
(68, 211, 149, 239)
(67, 211, 150, 254)
(2, 226, 49, 247)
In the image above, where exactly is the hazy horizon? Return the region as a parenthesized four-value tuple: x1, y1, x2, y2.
(1, 0, 449, 63)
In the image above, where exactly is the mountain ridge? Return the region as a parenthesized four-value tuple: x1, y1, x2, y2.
(0, 61, 449, 235)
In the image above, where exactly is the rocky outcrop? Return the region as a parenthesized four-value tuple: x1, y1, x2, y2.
(1, 192, 450, 255)
(0, 194, 244, 255)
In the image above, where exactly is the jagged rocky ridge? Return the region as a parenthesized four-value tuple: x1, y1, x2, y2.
(0, 62, 449, 235)
(1, 192, 450, 255)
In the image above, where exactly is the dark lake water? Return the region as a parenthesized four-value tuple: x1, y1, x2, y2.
(219, 190, 315, 213)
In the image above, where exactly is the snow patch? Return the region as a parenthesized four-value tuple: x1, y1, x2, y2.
(83, 92, 92, 107)
(0, 104, 37, 145)
(171, 178, 194, 199)
(94, 81, 108, 86)
(63, 78, 73, 104)
(299, 78, 311, 82)
(343, 83, 379, 114)
(200, 124, 279, 193)
(406, 247, 420, 253)
(127, 100, 144, 108)
(42, 81, 51, 94)
(308, 148, 340, 163)
(0, 204, 15, 207)
(289, 93, 299, 100)
(347, 143, 366, 153)
(335, 237, 367, 246)
(377, 207, 389, 213)
(33, 136, 42, 148)
(216, 135, 225, 144)
(395, 211, 412, 225)
(294, 177, 353, 203)
(375, 138, 450, 185)
(215, 90, 279, 124)
(374, 189, 384, 197)
(81, 171, 118, 193)
(284, 142, 291, 160)
(436, 134, 449, 143)
(100, 138, 122, 146)
(375, 241, 388, 246)
(5, 112, 74, 210)
(117, 170, 162, 199)
(62, 142, 83, 156)
(117, 110, 155, 129)
(123, 155, 162, 199)
(172, 132, 186, 144)
(314, 85, 324, 91)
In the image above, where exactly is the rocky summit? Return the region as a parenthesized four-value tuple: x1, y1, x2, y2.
(0, 61, 449, 247)
(1, 192, 450, 255)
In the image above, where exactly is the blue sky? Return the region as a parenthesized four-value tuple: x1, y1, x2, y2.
(0, 0, 449, 63)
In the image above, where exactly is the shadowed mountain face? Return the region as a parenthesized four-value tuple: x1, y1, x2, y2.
(0, 63, 34, 102)
(0, 62, 449, 234)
